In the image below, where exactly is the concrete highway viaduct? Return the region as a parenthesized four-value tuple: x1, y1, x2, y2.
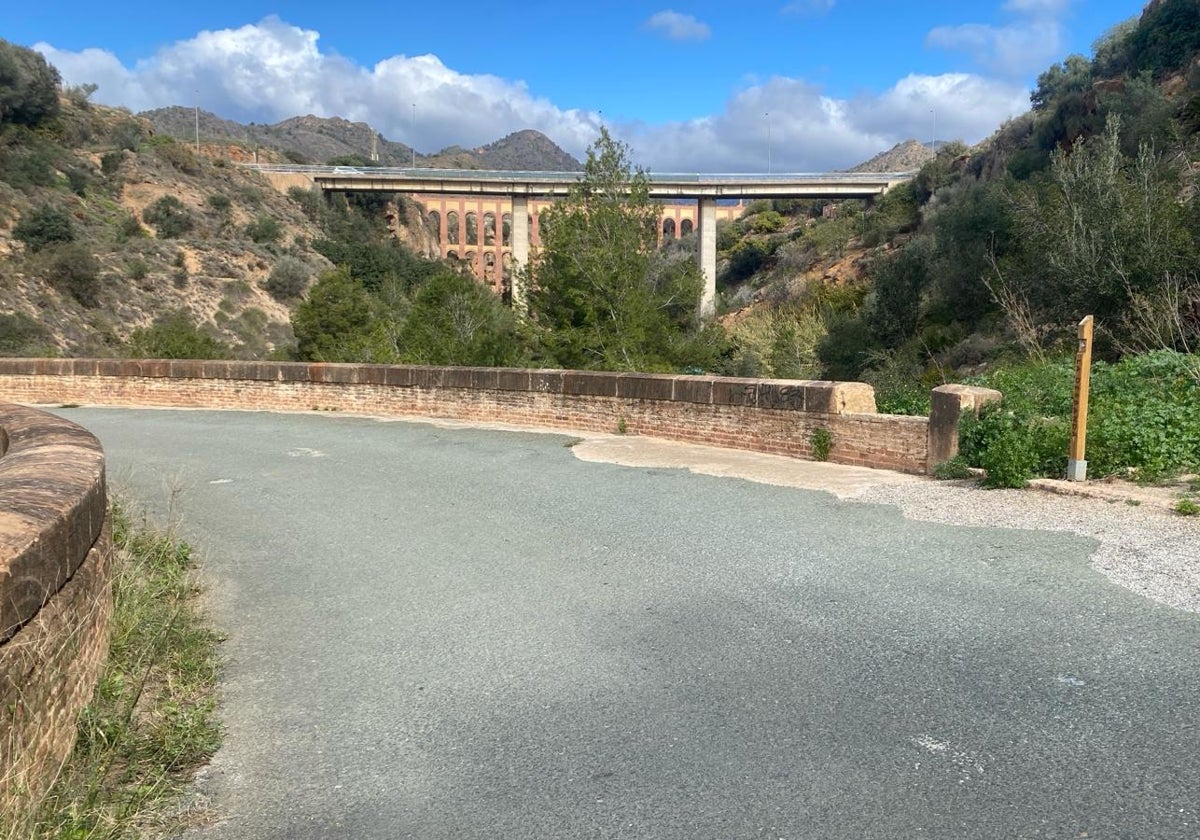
(249, 165, 911, 317)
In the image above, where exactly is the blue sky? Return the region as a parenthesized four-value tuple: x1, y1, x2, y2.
(9, 0, 1146, 171)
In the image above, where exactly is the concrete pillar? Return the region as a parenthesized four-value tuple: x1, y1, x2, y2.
(697, 197, 717, 318)
(511, 195, 530, 313)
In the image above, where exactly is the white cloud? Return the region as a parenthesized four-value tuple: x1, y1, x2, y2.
(926, 20, 1064, 77)
(35, 17, 1028, 174)
(926, 0, 1073, 79)
(644, 10, 712, 42)
(625, 73, 1028, 173)
(35, 17, 602, 160)
(781, 0, 835, 16)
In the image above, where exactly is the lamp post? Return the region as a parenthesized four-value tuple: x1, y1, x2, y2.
(766, 112, 772, 175)
(411, 103, 416, 168)
(194, 92, 200, 156)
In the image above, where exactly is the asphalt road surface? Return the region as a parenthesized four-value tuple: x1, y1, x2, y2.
(57, 407, 1200, 840)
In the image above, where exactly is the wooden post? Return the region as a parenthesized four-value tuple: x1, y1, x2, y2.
(1067, 315, 1094, 481)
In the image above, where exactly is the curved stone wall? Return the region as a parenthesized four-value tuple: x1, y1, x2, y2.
(0, 359, 977, 474)
(0, 402, 112, 821)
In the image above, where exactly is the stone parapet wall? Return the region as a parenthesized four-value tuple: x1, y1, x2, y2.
(0, 403, 111, 821)
(0, 359, 952, 474)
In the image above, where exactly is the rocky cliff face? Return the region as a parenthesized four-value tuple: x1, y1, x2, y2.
(386, 199, 440, 258)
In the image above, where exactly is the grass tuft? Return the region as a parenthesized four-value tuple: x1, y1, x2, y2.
(5, 499, 223, 840)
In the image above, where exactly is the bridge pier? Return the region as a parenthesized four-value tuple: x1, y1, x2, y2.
(511, 195, 530, 313)
(698, 198, 717, 319)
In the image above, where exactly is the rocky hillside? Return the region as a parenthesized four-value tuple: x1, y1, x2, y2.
(0, 98, 336, 357)
(848, 139, 934, 173)
(142, 108, 582, 171)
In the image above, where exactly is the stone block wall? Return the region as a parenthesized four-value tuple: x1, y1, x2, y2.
(0, 403, 111, 821)
(0, 359, 991, 475)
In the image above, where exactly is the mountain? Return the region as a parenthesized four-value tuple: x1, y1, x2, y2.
(847, 139, 935, 173)
(471, 130, 583, 171)
(140, 108, 582, 171)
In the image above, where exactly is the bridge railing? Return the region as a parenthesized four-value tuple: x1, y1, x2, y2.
(239, 163, 916, 183)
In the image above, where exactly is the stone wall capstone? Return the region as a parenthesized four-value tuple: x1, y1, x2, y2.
(0, 402, 111, 823)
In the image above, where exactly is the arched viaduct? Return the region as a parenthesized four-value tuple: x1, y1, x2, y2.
(414, 196, 746, 299)
(249, 166, 911, 316)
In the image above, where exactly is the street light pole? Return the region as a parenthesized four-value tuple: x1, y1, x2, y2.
(766, 112, 772, 175)
(194, 92, 200, 156)
(411, 103, 416, 168)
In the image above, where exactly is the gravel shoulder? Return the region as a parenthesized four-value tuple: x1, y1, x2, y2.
(569, 433, 1200, 613)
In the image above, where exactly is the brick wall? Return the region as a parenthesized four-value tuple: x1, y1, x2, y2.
(0, 358, 950, 474)
(0, 403, 111, 822)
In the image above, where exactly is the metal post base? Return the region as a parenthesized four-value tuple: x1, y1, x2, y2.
(1066, 459, 1088, 482)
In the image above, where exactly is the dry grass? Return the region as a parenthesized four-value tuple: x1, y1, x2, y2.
(2, 499, 223, 840)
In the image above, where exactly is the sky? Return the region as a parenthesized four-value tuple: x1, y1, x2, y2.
(8, 0, 1148, 172)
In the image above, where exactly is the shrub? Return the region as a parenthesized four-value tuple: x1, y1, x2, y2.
(64, 82, 98, 109)
(963, 352, 1200, 482)
(722, 239, 771, 286)
(0, 311, 52, 355)
(100, 151, 123, 175)
(41, 243, 102, 306)
(0, 137, 57, 189)
(971, 410, 1039, 489)
(154, 141, 201, 176)
(127, 257, 149, 281)
(751, 210, 785, 233)
(206, 193, 231, 213)
(65, 168, 90, 196)
(142, 195, 193, 239)
(13, 204, 75, 252)
(126, 311, 230, 359)
(1175, 498, 1200, 516)
(116, 212, 145, 241)
(110, 120, 144, 151)
(264, 257, 311, 300)
(932, 456, 974, 480)
(287, 186, 325, 221)
(244, 215, 282, 244)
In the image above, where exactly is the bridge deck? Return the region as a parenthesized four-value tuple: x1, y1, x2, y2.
(242, 164, 911, 199)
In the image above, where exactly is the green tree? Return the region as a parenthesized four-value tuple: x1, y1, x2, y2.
(396, 273, 524, 366)
(1000, 117, 1196, 337)
(0, 39, 61, 126)
(525, 128, 709, 371)
(1030, 54, 1092, 111)
(291, 269, 395, 362)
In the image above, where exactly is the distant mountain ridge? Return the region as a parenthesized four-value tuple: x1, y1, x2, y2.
(140, 107, 583, 171)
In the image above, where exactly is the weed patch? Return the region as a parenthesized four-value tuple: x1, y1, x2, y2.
(6, 500, 223, 839)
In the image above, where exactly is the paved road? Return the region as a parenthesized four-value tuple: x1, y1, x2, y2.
(59, 408, 1200, 839)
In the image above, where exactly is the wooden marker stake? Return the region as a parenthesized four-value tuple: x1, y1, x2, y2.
(1067, 315, 1094, 481)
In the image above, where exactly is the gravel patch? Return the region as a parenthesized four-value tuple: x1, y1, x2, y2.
(850, 479, 1200, 613)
